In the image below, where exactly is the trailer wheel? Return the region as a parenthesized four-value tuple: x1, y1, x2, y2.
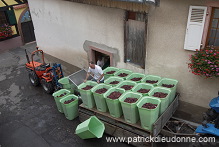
(41, 79, 54, 94)
(29, 71, 40, 86)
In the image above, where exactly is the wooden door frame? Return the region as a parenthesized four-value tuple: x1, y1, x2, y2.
(17, 8, 35, 45)
(205, 7, 219, 49)
(89, 46, 113, 66)
(202, 1, 219, 49)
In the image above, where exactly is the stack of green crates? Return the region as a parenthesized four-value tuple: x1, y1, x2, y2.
(104, 76, 124, 87)
(91, 84, 112, 112)
(114, 69, 133, 80)
(141, 75, 162, 86)
(103, 67, 120, 80)
(132, 83, 154, 96)
(157, 78, 178, 103)
(78, 81, 98, 108)
(126, 73, 146, 83)
(60, 94, 78, 120)
(74, 66, 179, 131)
(148, 87, 171, 115)
(58, 77, 74, 93)
(103, 87, 126, 118)
(137, 96, 161, 131)
(119, 92, 142, 124)
(52, 89, 71, 113)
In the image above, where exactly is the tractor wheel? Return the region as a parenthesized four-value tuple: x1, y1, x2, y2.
(29, 71, 40, 86)
(41, 79, 54, 94)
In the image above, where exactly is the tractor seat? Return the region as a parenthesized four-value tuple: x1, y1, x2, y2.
(35, 63, 50, 71)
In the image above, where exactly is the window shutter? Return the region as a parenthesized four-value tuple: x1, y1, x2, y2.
(184, 6, 207, 51)
(6, 10, 17, 25)
(126, 19, 146, 68)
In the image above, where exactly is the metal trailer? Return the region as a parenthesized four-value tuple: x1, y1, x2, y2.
(67, 69, 198, 146)
(78, 94, 179, 147)
(68, 69, 93, 94)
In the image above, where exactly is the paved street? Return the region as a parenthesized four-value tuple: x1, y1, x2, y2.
(0, 43, 130, 147)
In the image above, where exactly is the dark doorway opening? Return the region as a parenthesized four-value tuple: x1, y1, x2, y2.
(93, 50, 110, 70)
(21, 10, 35, 44)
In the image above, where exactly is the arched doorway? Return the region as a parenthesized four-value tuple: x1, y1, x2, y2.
(20, 9, 36, 44)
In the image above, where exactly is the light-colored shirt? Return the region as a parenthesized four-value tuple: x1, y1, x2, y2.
(88, 65, 104, 81)
(97, 59, 104, 68)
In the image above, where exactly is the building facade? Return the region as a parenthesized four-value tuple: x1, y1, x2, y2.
(28, 0, 218, 108)
(0, 0, 35, 50)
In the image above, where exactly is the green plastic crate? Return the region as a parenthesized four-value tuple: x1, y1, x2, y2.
(103, 87, 126, 118)
(119, 92, 142, 124)
(132, 83, 154, 96)
(137, 97, 161, 131)
(103, 67, 120, 80)
(141, 75, 162, 86)
(148, 87, 171, 115)
(52, 89, 71, 113)
(58, 77, 71, 89)
(104, 76, 124, 87)
(75, 116, 105, 139)
(114, 69, 133, 80)
(58, 77, 74, 93)
(116, 80, 137, 92)
(126, 73, 146, 83)
(91, 84, 112, 112)
(157, 78, 178, 103)
(78, 81, 98, 108)
(60, 94, 78, 120)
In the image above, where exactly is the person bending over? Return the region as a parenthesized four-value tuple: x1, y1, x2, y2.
(84, 61, 104, 83)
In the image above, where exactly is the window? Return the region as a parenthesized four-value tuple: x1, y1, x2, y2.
(206, 8, 219, 49)
(124, 11, 147, 68)
(0, 11, 7, 25)
(21, 10, 31, 23)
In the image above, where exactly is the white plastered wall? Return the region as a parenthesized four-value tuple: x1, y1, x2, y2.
(28, 0, 219, 108)
(28, 0, 145, 73)
(146, 0, 219, 107)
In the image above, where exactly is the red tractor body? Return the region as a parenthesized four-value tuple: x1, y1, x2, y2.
(25, 47, 63, 93)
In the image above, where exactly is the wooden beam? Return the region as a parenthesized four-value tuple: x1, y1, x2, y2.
(67, 0, 149, 12)
(1, 0, 8, 6)
(14, 0, 24, 4)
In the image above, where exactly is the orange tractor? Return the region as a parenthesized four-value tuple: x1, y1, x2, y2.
(25, 47, 64, 94)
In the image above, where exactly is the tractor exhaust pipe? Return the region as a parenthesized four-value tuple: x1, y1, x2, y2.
(25, 49, 30, 64)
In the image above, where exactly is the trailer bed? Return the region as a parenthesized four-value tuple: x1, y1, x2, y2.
(78, 94, 179, 146)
